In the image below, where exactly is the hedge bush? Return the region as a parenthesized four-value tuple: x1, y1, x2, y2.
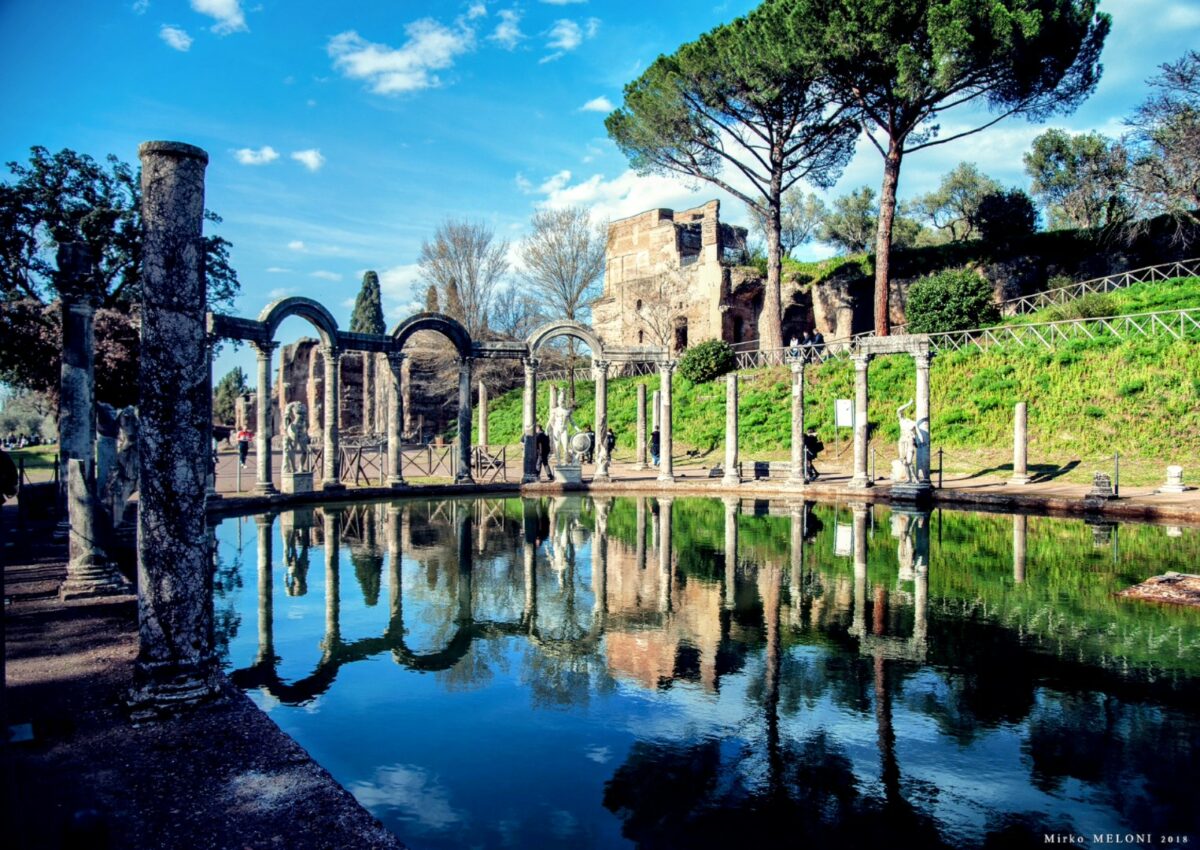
(678, 339, 736, 383)
(905, 268, 1000, 333)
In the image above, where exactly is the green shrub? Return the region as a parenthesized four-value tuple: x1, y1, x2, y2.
(1084, 405, 1105, 418)
(1117, 379, 1146, 397)
(678, 339, 736, 384)
(974, 189, 1037, 246)
(1044, 292, 1117, 321)
(905, 268, 1001, 333)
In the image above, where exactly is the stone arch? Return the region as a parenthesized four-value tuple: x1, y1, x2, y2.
(390, 312, 473, 359)
(526, 320, 605, 357)
(258, 297, 340, 348)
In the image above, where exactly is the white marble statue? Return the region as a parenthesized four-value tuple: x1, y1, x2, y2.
(896, 399, 918, 483)
(548, 401, 580, 465)
(283, 401, 311, 473)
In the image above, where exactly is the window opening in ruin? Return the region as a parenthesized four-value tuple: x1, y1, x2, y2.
(673, 317, 688, 353)
(732, 315, 744, 343)
(638, 330, 644, 344)
(636, 299, 642, 311)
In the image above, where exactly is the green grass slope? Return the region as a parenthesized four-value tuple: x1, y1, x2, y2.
(478, 279, 1200, 485)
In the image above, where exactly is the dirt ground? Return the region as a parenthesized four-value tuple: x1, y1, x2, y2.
(2, 509, 404, 850)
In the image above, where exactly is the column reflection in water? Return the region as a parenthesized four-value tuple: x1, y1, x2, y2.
(322, 507, 341, 660)
(455, 502, 473, 625)
(658, 496, 673, 614)
(593, 498, 610, 627)
(255, 513, 275, 667)
(723, 496, 739, 610)
(1013, 513, 1027, 583)
(386, 503, 402, 641)
(521, 498, 539, 631)
(851, 502, 870, 638)
(635, 496, 647, 573)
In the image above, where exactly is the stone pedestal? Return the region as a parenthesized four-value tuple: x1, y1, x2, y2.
(521, 434, 539, 484)
(1010, 401, 1032, 485)
(1158, 465, 1192, 494)
(891, 480, 933, 503)
(1084, 472, 1117, 510)
(282, 470, 314, 494)
(60, 459, 128, 600)
(555, 463, 583, 484)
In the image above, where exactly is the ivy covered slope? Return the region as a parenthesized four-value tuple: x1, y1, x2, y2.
(478, 277, 1200, 484)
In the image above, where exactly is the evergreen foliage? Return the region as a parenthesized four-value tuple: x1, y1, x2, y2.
(212, 367, 248, 425)
(905, 269, 1000, 334)
(349, 270, 386, 335)
(678, 340, 736, 384)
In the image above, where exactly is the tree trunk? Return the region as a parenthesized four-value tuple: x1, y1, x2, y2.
(874, 141, 904, 337)
(760, 196, 784, 352)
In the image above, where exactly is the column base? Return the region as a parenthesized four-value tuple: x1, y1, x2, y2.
(891, 481, 933, 502)
(634, 462, 646, 471)
(593, 474, 611, 483)
(454, 472, 475, 485)
(521, 473, 540, 484)
(254, 483, 277, 496)
(848, 475, 874, 489)
(128, 656, 223, 721)
(60, 558, 129, 601)
(786, 475, 805, 488)
(657, 473, 675, 484)
(721, 474, 741, 486)
(1009, 474, 1033, 485)
(322, 481, 346, 491)
(388, 476, 407, 489)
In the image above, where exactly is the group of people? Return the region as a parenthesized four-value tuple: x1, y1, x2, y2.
(788, 329, 827, 362)
(533, 422, 616, 482)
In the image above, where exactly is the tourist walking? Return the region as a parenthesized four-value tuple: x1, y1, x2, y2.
(237, 427, 253, 467)
(650, 428, 661, 467)
(605, 427, 616, 458)
(535, 424, 554, 481)
(584, 424, 596, 463)
(803, 427, 824, 481)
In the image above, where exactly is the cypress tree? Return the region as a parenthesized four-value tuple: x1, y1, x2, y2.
(425, 284, 440, 313)
(350, 270, 386, 335)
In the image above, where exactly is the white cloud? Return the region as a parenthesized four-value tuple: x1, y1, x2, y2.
(489, 9, 524, 49)
(328, 20, 474, 95)
(584, 17, 600, 38)
(283, 237, 347, 257)
(311, 270, 343, 282)
(287, 240, 306, 251)
(159, 25, 193, 51)
(538, 170, 573, 194)
(132, 0, 150, 14)
(265, 267, 292, 274)
(378, 264, 426, 320)
(580, 96, 613, 113)
(233, 145, 279, 165)
(268, 286, 296, 298)
(515, 173, 534, 194)
(530, 168, 751, 226)
(191, 0, 247, 35)
(348, 764, 462, 830)
(547, 19, 582, 51)
(466, 2, 488, 19)
(290, 148, 325, 172)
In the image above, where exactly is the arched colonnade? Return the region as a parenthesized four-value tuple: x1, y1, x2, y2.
(209, 300, 665, 492)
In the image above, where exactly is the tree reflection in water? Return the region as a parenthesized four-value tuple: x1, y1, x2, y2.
(213, 496, 1200, 849)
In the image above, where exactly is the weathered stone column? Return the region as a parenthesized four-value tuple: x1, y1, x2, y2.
(658, 360, 675, 483)
(548, 384, 558, 412)
(593, 497, 610, 625)
(723, 496, 738, 609)
(850, 503, 870, 637)
(789, 360, 806, 487)
(722, 373, 741, 485)
(385, 352, 406, 487)
(61, 459, 127, 599)
(521, 499, 538, 629)
(95, 403, 119, 505)
(658, 495, 673, 613)
(522, 356, 538, 434)
(635, 383, 647, 470)
(129, 140, 221, 713)
(387, 504, 403, 640)
(478, 381, 489, 448)
(652, 389, 661, 430)
(914, 351, 932, 484)
(456, 356, 474, 484)
(789, 501, 804, 623)
(255, 513, 275, 666)
(849, 354, 873, 488)
(56, 244, 98, 496)
(322, 507, 341, 660)
(635, 496, 647, 572)
(1011, 402, 1031, 485)
(322, 343, 343, 490)
(594, 359, 609, 439)
(251, 341, 277, 495)
(1013, 513, 1027, 583)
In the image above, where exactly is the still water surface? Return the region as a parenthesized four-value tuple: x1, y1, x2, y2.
(214, 496, 1200, 849)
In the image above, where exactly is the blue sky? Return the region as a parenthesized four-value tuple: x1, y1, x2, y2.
(2, 0, 1198, 381)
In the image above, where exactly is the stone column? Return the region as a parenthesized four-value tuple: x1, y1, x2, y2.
(658, 360, 675, 483)
(593, 498, 610, 625)
(723, 373, 741, 485)
(521, 499, 538, 629)
(658, 495, 673, 613)
(594, 358, 609, 437)
(849, 354, 873, 488)
(789, 502, 804, 621)
(322, 508, 341, 660)
(478, 381, 489, 448)
(387, 504, 403, 640)
(321, 343, 343, 490)
(95, 403, 119, 505)
(456, 357, 474, 484)
(652, 389, 661, 430)
(850, 503, 870, 637)
(57, 243, 98, 492)
(522, 357, 539, 434)
(635, 383, 647, 470)
(255, 513, 275, 666)
(385, 352, 406, 487)
(61, 459, 127, 599)
(251, 341, 278, 495)
(789, 360, 806, 486)
(635, 496, 646, 573)
(1013, 514, 1027, 583)
(1011, 402, 1031, 485)
(129, 140, 221, 713)
(723, 496, 738, 610)
(914, 352, 932, 484)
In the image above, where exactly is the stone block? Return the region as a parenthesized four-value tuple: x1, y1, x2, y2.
(555, 464, 583, 484)
(282, 471, 314, 494)
(1158, 465, 1192, 494)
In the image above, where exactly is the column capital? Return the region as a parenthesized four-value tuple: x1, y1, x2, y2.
(522, 355, 540, 371)
(458, 355, 474, 369)
(250, 340, 279, 358)
(254, 512, 276, 528)
(659, 359, 677, 374)
(592, 359, 610, 373)
(852, 352, 873, 368)
(385, 350, 408, 368)
(913, 350, 933, 368)
(790, 359, 806, 375)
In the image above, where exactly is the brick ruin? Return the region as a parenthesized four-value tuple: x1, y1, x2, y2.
(592, 199, 862, 350)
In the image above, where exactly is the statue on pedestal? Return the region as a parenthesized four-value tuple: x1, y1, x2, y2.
(895, 399, 919, 483)
(548, 400, 580, 465)
(283, 401, 311, 473)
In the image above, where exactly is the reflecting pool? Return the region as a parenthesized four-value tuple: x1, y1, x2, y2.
(213, 497, 1200, 849)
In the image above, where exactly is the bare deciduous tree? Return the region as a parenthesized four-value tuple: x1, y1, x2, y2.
(417, 219, 508, 338)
